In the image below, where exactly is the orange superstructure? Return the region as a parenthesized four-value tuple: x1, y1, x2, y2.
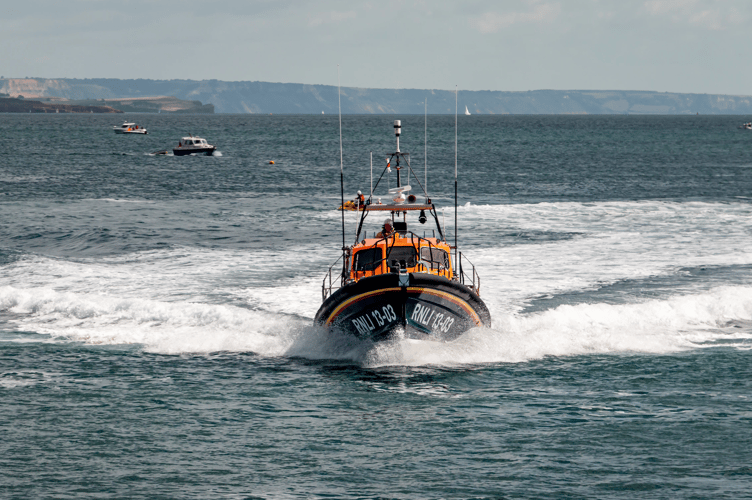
(348, 234, 453, 282)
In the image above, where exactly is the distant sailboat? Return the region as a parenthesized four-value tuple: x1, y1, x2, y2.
(464, 106, 471, 115)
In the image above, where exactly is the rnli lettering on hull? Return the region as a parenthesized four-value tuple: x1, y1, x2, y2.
(318, 278, 490, 341)
(409, 303, 455, 334)
(351, 304, 398, 337)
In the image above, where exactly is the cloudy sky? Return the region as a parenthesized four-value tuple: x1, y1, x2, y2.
(2, 0, 750, 94)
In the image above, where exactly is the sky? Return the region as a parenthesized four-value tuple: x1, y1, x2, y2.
(2, 0, 750, 95)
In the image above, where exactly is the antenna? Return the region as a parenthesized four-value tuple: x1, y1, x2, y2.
(454, 86, 458, 275)
(370, 152, 373, 200)
(394, 119, 401, 153)
(394, 120, 402, 187)
(338, 65, 346, 279)
(424, 98, 427, 201)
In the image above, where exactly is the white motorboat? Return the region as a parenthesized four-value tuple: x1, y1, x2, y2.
(173, 135, 216, 156)
(113, 122, 148, 134)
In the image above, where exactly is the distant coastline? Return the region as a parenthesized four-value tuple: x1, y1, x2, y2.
(0, 82, 214, 114)
(2, 78, 752, 115)
(0, 97, 122, 114)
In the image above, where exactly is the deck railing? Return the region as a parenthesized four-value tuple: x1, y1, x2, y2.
(456, 251, 481, 295)
(322, 254, 345, 301)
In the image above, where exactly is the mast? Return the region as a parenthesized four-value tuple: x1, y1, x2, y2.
(454, 86, 458, 275)
(338, 66, 346, 279)
(370, 151, 373, 201)
(394, 120, 402, 187)
(424, 98, 428, 202)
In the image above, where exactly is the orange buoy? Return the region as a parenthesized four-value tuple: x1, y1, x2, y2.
(269, 161, 275, 164)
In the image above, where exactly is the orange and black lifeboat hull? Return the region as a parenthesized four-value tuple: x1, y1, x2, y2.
(314, 272, 491, 342)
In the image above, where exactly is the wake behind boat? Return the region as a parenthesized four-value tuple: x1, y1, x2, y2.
(114, 122, 147, 134)
(173, 135, 216, 156)
(315, 119, 491, 342)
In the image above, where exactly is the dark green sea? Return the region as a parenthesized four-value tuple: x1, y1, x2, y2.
(2, 113, 752, 499)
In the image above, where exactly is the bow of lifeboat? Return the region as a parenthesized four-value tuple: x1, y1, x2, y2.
(315, 219, 491, 342)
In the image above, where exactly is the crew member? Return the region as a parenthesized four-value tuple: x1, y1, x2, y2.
(376, 218, 393, 238)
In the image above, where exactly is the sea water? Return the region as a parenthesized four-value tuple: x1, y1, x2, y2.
(1, 113, 752, 499)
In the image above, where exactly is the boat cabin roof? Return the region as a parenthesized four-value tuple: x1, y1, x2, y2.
(364, 203, 433, 212)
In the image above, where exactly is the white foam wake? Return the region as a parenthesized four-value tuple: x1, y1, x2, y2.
(3, 200, 752, 365)
(362, 285, 752, 367)
(3, 284, 751, 365)
(0, 285, 306, 355)
(453, 201, 752, 315)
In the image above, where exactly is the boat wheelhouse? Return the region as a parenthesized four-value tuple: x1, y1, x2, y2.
(113, 122, 147, 134)
(173, 135, 216, 156)
(314, 120, 490, 342)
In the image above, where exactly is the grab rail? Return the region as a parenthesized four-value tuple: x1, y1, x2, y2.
(456, 251, 481, 295)
(322, 255, 344, 301)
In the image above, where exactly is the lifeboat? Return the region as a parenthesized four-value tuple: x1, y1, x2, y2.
(315, 120, 491, 342)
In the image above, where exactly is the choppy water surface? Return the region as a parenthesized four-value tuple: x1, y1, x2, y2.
(2, 114, 752, 499)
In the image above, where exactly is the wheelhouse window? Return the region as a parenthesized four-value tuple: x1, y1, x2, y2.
(354, 248, 383, 272)
(387, 246, 418, 269)
(420, 247, 449, 270)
